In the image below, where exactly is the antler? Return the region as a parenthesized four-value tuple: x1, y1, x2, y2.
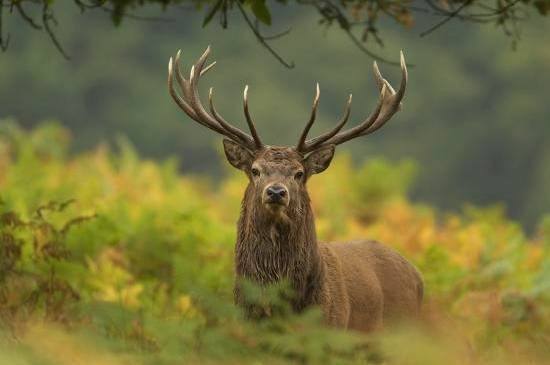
(168, 46, 263, 150)
(296, 51, 408, 154)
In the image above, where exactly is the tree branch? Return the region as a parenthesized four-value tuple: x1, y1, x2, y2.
(236, 2, 295, 69)
(16, 2, 42, 30)
(253, 19, 292, 40)
(311, 0, 403, 65)
(0, 0, 536, 68)
(0, 0, 9, 51)
(42, 2, 71, 60)
(421, 0, 472, 37)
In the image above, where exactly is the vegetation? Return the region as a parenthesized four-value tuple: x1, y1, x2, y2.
(1, 0, 548, 65)
(1, 120, 548, 364)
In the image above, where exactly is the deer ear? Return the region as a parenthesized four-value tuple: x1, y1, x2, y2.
(223, 139, 254, 171)
(304, 145, 335, 175)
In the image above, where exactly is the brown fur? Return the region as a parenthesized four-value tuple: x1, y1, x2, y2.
(226, 143, 423, 332)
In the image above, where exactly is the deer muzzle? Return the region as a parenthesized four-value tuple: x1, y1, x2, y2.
(263, 184, 289, 208)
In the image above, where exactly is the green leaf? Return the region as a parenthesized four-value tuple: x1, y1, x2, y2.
(203, 0, 224, 28)
(111, 4, 124, 27)
(250, 0, 272, 25)
(534, 0, 550, 15)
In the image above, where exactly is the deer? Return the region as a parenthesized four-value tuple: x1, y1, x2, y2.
(167, 47, 423, 332)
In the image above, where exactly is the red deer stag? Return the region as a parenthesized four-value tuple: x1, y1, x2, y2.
(167, 47, 423, 332)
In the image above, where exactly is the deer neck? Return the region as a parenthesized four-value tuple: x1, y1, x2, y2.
(235, 187, 325, 308)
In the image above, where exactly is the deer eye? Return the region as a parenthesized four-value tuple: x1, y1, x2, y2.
(251, 168, 260, 177)
(294, 171, 304, 180)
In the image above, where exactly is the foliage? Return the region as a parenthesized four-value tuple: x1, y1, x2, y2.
(0, 121, 548, 364)
(0, 0, 546, 64)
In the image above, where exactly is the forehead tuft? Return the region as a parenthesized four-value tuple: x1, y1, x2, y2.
(255, 147, 303, 169)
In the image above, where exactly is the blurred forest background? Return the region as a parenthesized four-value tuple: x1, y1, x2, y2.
(0, 1, 549, 364)
(0, 1, 548, 231)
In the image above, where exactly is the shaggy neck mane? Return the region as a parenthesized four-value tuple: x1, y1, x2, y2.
(235, 184, 325, 309)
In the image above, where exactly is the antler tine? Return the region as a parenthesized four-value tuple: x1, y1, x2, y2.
(188, 48, 256, 147)
(193, 46, 211, 76)
(175, 50, 211, 104)
(174, 50, 187, 91)
(208, 87, 257, 146)
(301, 93, 352, 152)
(396, 51, 408, 105)
(174, 50, 216, 96)
(201, 61, 217, 75)
(171, 50, 220, 127)
(191, 48, 255, 146)
(301, 51, 408, 151)
(172, 50, 215, 130)
(243, 85, 263, 149)
(319, 84, 386, 146)
(358, 50, 408, 136)
(296, 83, 320, 151)
(168, 57, 199, 121)
(170, 50, 229, 135)
(167, 47, 261, 150)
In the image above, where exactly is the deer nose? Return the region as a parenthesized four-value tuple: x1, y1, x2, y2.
(266, 185, 287, 203)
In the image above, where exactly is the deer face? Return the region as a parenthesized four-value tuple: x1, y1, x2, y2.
(223, 140, 335, 215)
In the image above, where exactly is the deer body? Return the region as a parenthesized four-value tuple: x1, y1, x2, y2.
(321, 241, 423, 329)
(233, 147, 422, 331)
(167, 47, 423, 331)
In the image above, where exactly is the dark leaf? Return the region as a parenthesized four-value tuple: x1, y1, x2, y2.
(250, 0, 272, 25)
(111, 4, 125, 26)
(534, 0, 550, 15)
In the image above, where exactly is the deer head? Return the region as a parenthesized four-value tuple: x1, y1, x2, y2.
(168, 46, 407, 221)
